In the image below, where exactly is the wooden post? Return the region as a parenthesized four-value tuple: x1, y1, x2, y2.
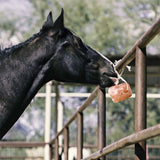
(44, 82, 52, 160)
(97, 88, 106, 160)
(77, 112, 83, 160)
(135, 47, 147, 160)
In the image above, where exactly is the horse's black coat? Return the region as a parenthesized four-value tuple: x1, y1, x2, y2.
(0, 9, 118, 139)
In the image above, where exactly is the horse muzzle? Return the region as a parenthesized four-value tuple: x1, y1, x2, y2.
(99, 73, 119, 88)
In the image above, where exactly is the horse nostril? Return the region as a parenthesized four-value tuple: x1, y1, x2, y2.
(112, 72, 118, 78)
(102, 72, 117, 78)
(102, 72, 107, 76)
(110, 70, 118, 78)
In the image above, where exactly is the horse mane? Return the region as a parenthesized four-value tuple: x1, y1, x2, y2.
(0, 26, 78, 57)
(0, 31, 44, 56)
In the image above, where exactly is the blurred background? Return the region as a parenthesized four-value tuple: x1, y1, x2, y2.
(0, 0, 160, 159)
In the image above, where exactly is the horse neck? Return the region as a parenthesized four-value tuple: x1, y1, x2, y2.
(5, 36, 54, 101)
(0, 35, 54, 139)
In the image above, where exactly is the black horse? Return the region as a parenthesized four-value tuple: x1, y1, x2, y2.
(0, 9, 118, 139)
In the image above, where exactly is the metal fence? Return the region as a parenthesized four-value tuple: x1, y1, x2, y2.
(49, 16, 160, 160)
(0, 142, 160, 160)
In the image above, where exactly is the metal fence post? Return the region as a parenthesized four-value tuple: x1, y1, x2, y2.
(77, 112, 83, 160)
(55, 137, 59, 160)
(64, 127, 69, 160)
(135, 47, 147, 160)
(97, 88, 106, 160)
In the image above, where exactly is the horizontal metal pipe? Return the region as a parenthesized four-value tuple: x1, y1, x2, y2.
(0, 156, 44, 159)
(82, 124, 160, 160)
(115, 16, 160, 73)
(0, 141, 47, 147)
(35, 92, 160, 99)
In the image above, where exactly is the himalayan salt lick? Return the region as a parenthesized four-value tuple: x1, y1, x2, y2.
(108, 83, 132, 103)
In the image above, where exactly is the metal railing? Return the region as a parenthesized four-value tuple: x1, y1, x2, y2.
(49, 16, 160, 160)
(0, 142, 160, 159)
(50, 85, 100, 160)
(0, 141, 160, 160)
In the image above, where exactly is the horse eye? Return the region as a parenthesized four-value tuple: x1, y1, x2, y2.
(62, 41, 70, 47)
(89, 62, 99, 69)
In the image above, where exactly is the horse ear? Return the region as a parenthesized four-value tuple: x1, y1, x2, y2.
(42, 11, 54, 31)
(53, 8, 64, 30)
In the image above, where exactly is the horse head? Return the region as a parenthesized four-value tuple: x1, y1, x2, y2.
(0, 9, 119, 139)
(42, 9, 118, 88)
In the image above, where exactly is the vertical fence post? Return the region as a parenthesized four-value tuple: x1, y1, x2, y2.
(54, 84, 59, 160)
(55, 84, 59, 134)
(97, 88, 106, 160)
(55, 137, 59, 160)
(57, 100, 64, 157)
(135, 47, 147, 160)
(64, 127, 69, 160)
(44, 82, 52, 160)
(77, 112, 83, 160)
